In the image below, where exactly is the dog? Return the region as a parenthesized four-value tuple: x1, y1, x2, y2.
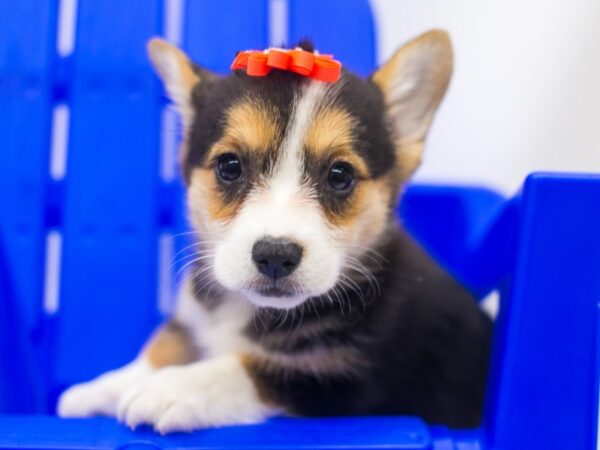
(57, 30, 492, 433)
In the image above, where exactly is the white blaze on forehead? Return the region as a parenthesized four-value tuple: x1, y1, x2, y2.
(210, 80, 344, 308)
(270, 81, 328, 189)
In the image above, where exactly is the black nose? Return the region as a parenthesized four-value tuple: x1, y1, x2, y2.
(252, 238, 303, 280)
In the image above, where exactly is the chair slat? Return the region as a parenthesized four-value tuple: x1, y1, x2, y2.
(0, 1, 57, 330)
(52, 0, 163, 393)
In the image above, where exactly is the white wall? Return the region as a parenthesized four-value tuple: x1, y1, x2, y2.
(371, 0, 600, 195)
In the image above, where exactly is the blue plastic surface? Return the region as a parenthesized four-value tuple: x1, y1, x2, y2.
(0, 0, 57, 332)
(2, 1, 600, 449)
(0, 416, 454, 450)
(484, 173, 600, 449)
(48, 0, 164, 406)
(0, 233, 46, 413)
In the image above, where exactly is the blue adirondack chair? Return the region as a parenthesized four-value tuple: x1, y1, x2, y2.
(1, 1, 599, 448)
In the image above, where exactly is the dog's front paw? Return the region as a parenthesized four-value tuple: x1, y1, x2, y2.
(116, 355, 270, 434)
(57, 359, 153, 418)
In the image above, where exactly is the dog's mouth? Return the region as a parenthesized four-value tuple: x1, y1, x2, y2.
(249, 279, 300, 298)
(242, 278, 308, 309)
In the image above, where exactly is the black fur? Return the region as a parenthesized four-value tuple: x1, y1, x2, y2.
(245, 227, 491, 428)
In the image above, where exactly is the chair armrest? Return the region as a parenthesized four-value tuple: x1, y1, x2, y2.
(484, 173, 600, 449)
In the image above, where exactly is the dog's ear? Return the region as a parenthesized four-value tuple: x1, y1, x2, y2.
(147, 38, 216, 128)
(372, 30, 453, 179)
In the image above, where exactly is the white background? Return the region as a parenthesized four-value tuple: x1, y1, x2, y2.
(371, 0, 600, 195)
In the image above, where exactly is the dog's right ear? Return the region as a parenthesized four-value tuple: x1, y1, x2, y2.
(147, 38, 215, 128)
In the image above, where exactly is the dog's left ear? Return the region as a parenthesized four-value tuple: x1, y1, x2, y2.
(372, 30, 453, 179)
(147, 38, 216, 129)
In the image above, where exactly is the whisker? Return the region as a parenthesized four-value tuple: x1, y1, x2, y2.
(171, 249, 215, 269)
(176, 253, 215, 276)
(343, 256, 382, 298)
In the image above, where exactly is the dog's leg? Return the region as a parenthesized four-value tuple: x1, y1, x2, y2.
(57, 355, 154, 418)
(116, 354, 274, 433)
(57, 276, 204, 418)
(57, 320, 199, 418)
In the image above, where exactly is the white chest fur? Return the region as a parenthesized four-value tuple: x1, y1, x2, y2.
(174, 276, 258, 359)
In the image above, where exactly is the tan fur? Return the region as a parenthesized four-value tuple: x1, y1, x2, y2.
(213, 101, 281, 158)
(304, 107, 371, 182)
(145, 321, 199, 368)
(349, 178, 391, 246)
(148, 38, 199, 91)
(372, 29, 453, 179)
(147, 38, 200, 128)
(325, 178, 389, 230)
(395, 142, 425, 184)
(189, 168, 241, 224)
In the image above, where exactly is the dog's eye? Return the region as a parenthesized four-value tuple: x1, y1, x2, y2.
(327, 163, 354, 192)
(217, 153, 242, 182)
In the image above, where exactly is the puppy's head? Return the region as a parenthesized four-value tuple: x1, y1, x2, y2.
(148, 31, 452, 309)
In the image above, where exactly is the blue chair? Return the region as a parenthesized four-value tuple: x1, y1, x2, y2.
(1, 1, 599, 448)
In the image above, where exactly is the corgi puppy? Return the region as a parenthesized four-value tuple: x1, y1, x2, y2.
(58, 30, 492, 433)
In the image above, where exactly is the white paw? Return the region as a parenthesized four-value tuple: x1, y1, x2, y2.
(58, 381, 118, 417)
(57, 359, 153, 418)
(116, 355, 271, 434)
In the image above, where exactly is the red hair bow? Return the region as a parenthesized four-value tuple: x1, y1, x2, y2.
(231, 48, 342, 83)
